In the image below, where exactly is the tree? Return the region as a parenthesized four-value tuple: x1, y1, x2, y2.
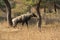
(3, 0, 12, 26)
(54, 0, 57, 13)
(36, 0, 42, 28)
(44, 0, 47, 13)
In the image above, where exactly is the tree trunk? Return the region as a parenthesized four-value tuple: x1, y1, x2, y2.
(44, 5, 46, 13)
(54, 0, 57, 13)
(3, 0, 12, 26)
(44, 0, 47, 13)
(36, 0, 42, 28)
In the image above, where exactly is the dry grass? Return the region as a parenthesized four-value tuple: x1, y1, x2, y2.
(0, 21, 60, 40)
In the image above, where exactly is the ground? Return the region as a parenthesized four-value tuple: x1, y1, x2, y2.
(0, 21, 60, 40)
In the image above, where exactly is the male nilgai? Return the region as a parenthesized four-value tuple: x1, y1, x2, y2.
(12, 12, 37, 27)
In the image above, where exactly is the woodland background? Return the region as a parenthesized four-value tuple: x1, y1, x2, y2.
(0, 0, 60, 40)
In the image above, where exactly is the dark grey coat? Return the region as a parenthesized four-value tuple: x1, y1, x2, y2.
(12, 12, 37, 27)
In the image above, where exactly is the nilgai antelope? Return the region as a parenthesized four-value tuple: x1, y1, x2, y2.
(12, 12, 37, 27)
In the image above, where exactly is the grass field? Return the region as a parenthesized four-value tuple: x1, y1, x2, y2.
(0, 19, 60, 40)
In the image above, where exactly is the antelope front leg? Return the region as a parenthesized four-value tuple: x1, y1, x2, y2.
(26, 21, 28, 28)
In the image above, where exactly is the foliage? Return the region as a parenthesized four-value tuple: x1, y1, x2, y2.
(0, 0, 5, 7)
(0, 0, 16, 9)
(0, 0, 60, 15)
(23, 0, 38, 6)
